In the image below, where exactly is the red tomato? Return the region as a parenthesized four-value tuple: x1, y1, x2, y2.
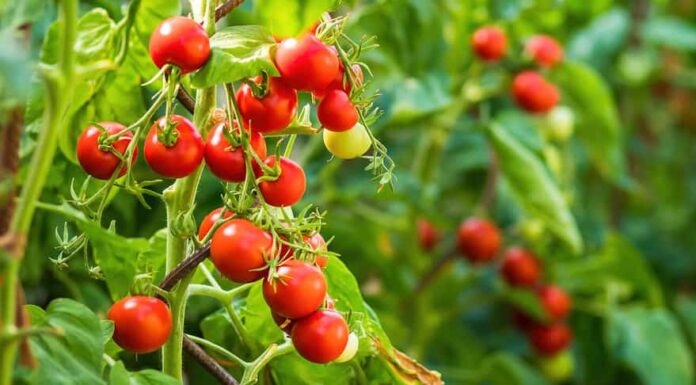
(528, 323, 573, 356)
(471, 26, 507, 61)
(77, 122, 137, 180)
(417, 218, 440, 252)
(198, 207, 234, 240)
(456, 217, 502, 263)
(292, 310, 349, 363)
(317, 90, 359, 132)
(272, 311, 296, 334)
(500, 247, 542, 287)
(236, 77, 298, 133)
(107, 296, 172, 354)
(257, 156, 306, 207)
(144, 115, 204, 178)
(275, 34, 340, 91)
(263, 259, 327, 319)
(314, 63, 364, 99)
(149, 16, 210, 74)
(204, 122, 267, 182)
(305, 233, 329, 268)
(512, 71, 560, 114)
(210, 219, 273, 283)
(526, 35, 564, 68)
(538, 285, 572, 322)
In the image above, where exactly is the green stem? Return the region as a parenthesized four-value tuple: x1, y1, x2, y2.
(240, 341, 294, 385)
(0, 1, 77, 384)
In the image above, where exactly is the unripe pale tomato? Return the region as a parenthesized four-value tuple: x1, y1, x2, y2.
(210, 219, 273, 283)
(538, 285, 572, 322)
(334, 332, 359, 363)
(417, 218, 440, 252)
(292, 310, 349, 363)
(108, 296, 172, 354)
(263, 260, 327, 319)
(275, 35, 340, 92)
(528, 323, 573, 356)
(318, 90, 359, 132)
(198, 207, 234, 240)
(256, 156, 306, 207)
(77, 122, 137, 180)
(512, 71, 560, 114)
(322, 123, 371, 159)
(456, 217, 502, 263)
(237, 77, 298, 133)
(525, 35, 564, 68)
(500, 247, 542, 287)
(144, 115, 204, 178)
(542, 106, 575, 142)
(538, 350, 574, 382)
(149, 16, 210, 74)
(204, 122, 267, 182)
(471, 26, 507, 61)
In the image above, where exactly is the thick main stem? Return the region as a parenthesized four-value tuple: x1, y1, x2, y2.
(0, 1, 77, 384)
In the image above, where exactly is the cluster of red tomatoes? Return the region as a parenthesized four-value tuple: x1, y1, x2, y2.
(418, 218, 573, 357)
(472, 26, 564, 114)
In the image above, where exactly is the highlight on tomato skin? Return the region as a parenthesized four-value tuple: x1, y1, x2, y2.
(291, 310, 350, 364)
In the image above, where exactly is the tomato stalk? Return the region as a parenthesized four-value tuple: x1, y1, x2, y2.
(0, 1, 77, 383)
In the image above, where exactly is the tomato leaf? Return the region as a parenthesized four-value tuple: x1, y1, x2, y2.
(481, 353, 551, 385)
(253, 0, 338, 38)
(190, 25, 278, 89)
(487, 122, 582, 253)
(642, 16, 696, 51)
(108, 361, 179, 385)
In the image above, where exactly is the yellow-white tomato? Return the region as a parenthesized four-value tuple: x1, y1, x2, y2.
(334, 332, 359, 363)
(323, 123, 371, 159)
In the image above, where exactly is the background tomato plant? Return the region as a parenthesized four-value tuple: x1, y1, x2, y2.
(2, 0, 696, 385)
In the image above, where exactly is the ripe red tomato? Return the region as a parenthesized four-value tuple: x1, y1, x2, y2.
(257, 156, 306, 207)
(471, 26, 507, 61)
(456, 217, 502, 263)
(198, 207, 234, 240)
(305, 233, 328, 268)
(144, 115, 204, 178)
(77, 122, 137, 180)
(417, 218, 440, 252)
(272, 311, 296, 334)
(292, 310, 349, 363)
(526, 35, 564, 68)
(149, 16, 210, 74)
(204, 122, 267, 182)
(107, 296, 172, 354)
(317, 90, 359, 132)
(237, 77, 298, 133)
(314, 63, 364, 99)
(263, 259, 327, 319)
(528, 323, 573, 356)
(210, 219, 273, 283)
(512, 71, 560, 114)
(538, 285, 572, 322)
(500, 247, 542, 287)
(275, 34, 340, 91)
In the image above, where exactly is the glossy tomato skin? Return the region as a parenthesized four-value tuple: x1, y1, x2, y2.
(292, 310, 349, 363)
(108, 296, 172, 354)
(275, 35, 340, 91)
(257, 156, 306, 207)
(204, 122, 267, 182)
(456, 217, 502, 263)
(149, 16, 210, 74)
(263, 260, 327, 319)
(526, 35, 564, 68)
(198, 207, 234, 240)
(417, 218, 440, 252)
(500, 247, 542, 287)
(512, 71, 560, 114)
(237, 77, 298, 133)
(323, 123, 371, 159)
(144, 115, 204, 178)
(538, 285, 572, 322)
(471, 26, 507, 61)
(528, 323, 573, 356)
(210, 219, 273, 283)
(305, 233, 328, 268)
(314, 63, 364, 99)
(77, 122, 137, 180)
(317, 90, 359, 132)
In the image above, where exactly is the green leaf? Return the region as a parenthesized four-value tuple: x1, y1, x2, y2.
(608, 307, 693, 385)
(481, 353, 551, 385)
(567, 8, 630, 69)
(501, 287, 547, 321)
(26, 299, 106, 385)
(190, 25, 278, 89)
(126, 0, 180, 79)
(109, 361, 180, 385)
(487, 122, 582, 253)
(136, 228, 168, 284)
(243, 283, 285, 346)
(253, 0, 338, 37)
(642, 16, 696, 51)
(384, 73, 452, 125)
(269, 353, 354, 385)
(551, 61, 626, 184)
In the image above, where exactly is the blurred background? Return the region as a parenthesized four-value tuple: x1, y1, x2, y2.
(3, 0, 696, 384)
